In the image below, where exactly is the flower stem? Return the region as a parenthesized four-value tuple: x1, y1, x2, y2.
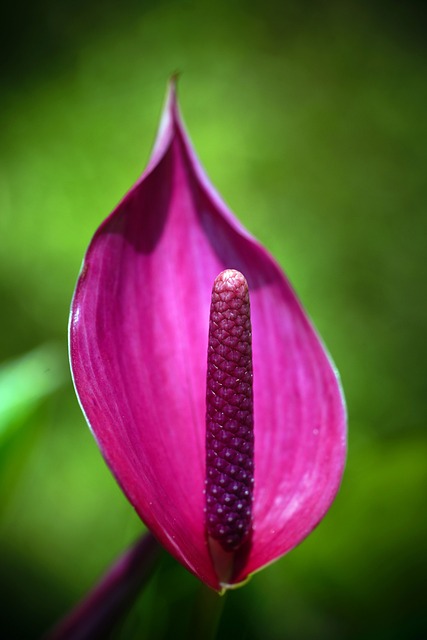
(192, 584, 226, 640)
(46, 532, 161, 640)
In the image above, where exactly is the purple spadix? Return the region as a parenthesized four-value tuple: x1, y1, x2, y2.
(205, 270, 254, 555)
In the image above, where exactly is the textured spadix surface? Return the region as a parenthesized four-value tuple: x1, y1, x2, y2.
(70, 83, 347, 591)
(205, 270, 254, 554)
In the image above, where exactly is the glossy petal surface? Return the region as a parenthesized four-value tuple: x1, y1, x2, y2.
(70, 84, 346, 590)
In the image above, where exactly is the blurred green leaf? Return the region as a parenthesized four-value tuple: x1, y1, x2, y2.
(0, 344, 68, 514)
(0, 343, 67, 446)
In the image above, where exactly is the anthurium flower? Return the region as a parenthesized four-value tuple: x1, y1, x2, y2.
(70, 81, 346, 592)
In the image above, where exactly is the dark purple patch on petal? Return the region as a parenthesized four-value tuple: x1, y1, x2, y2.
(205, 269, 254, 552)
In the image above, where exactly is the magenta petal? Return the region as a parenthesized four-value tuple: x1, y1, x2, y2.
(234, 286, 346, 583)
(70, 82, 346, 590)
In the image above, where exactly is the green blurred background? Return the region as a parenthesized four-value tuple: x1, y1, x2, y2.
(1, 0, 426, 638)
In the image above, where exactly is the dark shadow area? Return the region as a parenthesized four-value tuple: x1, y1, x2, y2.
(0, 0, 164, 88)
(2, 0, 426, 91)
(0, 546, 71, 639)
(102, 144, 174, 256)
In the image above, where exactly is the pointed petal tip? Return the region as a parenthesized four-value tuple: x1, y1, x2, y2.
(169, 71, 181, 92)
(167, 75, 178, 107)
(146, 75, 182, 172)
(165, 73, 182, 123)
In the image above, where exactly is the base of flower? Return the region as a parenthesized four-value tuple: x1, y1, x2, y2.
(208, 536, 234, 591)
(220, 573, 253, 591)
(207, 536, 253, 592)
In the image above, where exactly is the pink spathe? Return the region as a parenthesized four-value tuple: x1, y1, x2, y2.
(69, 81, 347, 592)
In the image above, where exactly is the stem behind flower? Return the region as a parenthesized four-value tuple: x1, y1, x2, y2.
(46, 532, 161, 640)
